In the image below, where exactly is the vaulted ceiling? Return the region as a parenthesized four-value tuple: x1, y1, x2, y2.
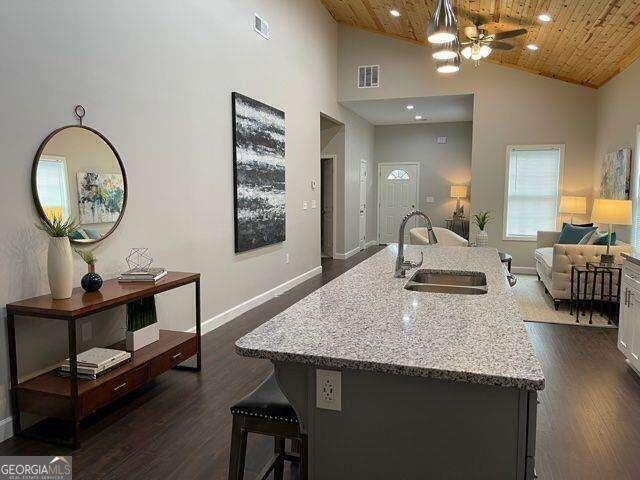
(321, 0, 640, 88)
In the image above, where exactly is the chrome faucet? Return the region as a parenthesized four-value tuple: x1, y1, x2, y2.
(394, 210, 437, 278)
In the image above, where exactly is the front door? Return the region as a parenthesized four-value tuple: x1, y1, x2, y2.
(378, 163, 419, 244)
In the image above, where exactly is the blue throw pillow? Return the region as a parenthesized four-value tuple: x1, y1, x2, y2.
(593, 232, 616, 246)
(557, 223, 597, 244)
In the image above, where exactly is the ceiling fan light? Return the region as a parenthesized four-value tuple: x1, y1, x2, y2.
(427, 0, 458, 44)
(432, 40, 458, 60)
(479, 45, 492, 58)
(436, 56, 460, 74)
(460, 46, 473, 59)
(470, 44, 482, 61)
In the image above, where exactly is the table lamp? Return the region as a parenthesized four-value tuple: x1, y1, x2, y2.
(558, 196, 586, 224)
(591, 198, 632, 264)
(450, 185, 468, 218)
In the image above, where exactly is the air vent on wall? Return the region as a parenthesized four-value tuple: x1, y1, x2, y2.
(358, 65, 380, 88)
(254, 13, 270, 39)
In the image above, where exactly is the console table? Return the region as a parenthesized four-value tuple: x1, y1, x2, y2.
(5, 271, 201, 448)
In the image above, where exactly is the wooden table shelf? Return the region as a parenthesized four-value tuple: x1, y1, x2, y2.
(6, 271, 201, 448)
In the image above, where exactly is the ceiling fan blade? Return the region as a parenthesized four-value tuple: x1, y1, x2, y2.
(464, 26, 478, 39)
(493, 28, 527, 40)
(490, 40, 515, 50)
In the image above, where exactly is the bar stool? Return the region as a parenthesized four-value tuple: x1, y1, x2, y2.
(228, 372, 308, 480)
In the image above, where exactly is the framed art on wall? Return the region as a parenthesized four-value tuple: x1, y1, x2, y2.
(76, 171, 125, 224)
(232, 92, 285, 253)
(601, 147, 632, 199)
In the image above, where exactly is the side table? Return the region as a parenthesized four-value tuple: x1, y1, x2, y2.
(585, 262, 622, 325)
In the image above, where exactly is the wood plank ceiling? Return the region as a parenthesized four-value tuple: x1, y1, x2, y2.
(321, 0, 640, 88)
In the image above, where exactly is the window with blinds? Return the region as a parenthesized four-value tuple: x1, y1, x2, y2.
(503, 145, 564, 240)
(36, 156, 70, 221)
(633, 130, 640, 249)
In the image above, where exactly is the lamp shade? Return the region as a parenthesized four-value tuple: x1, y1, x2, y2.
(591, 198, 632, 225)
(558, 196, 586, 215)
(450, 185, 468, 198)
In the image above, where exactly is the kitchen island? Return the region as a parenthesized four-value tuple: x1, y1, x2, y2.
(236, 245, 545, 479)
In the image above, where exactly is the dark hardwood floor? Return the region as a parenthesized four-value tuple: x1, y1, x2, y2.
(1, 245, 640, 480)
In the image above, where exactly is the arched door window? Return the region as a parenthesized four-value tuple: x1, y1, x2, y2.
(387, 169, 410, 180)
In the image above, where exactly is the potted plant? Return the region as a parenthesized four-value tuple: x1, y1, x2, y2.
(126, 297, 159, 351)
(473, 211, 491, 247)
(36, 216, 78, 299)
(75, 248, 103, 292)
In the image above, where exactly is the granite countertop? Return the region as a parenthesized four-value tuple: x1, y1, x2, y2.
(236, 246, 545, 391)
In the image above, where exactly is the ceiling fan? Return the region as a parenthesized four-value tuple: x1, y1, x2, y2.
(460, 17, 527, 65)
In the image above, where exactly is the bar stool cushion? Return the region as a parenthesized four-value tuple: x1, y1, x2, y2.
(230, 373, 298, 423)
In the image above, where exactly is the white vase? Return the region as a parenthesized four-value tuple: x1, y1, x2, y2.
(48, 236, 74, 299)
(476, 230, 488, 248)
(126, 323, 160, 352)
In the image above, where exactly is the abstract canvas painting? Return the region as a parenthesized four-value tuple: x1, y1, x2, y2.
(600, 147, 632, 199)
(232, 92, 285, 253)
(76, 171, 125, 224)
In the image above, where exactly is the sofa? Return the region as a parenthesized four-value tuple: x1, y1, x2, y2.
(410, 227, 469, 246)
(535, 230, 631, 308)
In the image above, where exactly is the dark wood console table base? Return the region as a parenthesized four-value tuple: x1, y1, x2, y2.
(6, 271, 201, 448)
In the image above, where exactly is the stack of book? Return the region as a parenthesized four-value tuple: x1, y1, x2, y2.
(118, 267, 167, 283)
(59, 347, 132, 380)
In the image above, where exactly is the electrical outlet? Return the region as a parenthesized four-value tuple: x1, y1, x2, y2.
(303, 200, 308, 210)
(81, 322, 93, 342)
(311, 199, 317, 209)
(285, 253, 290, 264)
(316, 369, 341, 411)
(426, 196, 435, 204)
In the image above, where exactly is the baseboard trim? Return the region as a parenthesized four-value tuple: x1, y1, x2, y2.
(512, 266, 536, 275)
(0, 416, 13, 442)
(189, 265, 323, 336)
(334, 246, 360, 260)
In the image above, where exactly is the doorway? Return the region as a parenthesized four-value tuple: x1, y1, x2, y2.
(321, 156, 337, 258)
(378, 163, 420, 244)
(359, 159, 368, 249)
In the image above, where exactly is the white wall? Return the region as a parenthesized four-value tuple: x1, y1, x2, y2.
(374, 122, 472, 230)
(593, 58, 640, 243)
(338, 26, 597, 267)
(0, 0, 349, 432)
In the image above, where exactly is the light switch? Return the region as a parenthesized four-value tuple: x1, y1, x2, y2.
(303, 201, 308, 210)
(426, 196, 435, 204)
(311, 200, 317, 209)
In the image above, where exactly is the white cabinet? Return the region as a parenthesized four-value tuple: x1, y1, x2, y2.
(619, 260, 640, 371)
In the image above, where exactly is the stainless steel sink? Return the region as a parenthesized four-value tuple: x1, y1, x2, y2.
(404, 269, 488, 295)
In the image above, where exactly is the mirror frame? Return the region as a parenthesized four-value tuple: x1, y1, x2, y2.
(31, 124, 128, 245)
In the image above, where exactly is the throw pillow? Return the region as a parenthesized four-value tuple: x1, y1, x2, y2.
(557, 223, 597, 244)
(593, 232, 617, 246)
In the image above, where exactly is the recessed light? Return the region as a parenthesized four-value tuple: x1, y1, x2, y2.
(526, 44, 539, 51)
(414, 115, 423, 120)
(390, 9, 400, 17)
(538, 13, 552, 22)
(406, 105, 414, 110)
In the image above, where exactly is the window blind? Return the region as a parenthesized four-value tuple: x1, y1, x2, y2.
(505, 147, 562, 239)
(36, 157, 70, 220)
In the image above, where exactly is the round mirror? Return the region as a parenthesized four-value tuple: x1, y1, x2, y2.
(32, 125, 127, 244)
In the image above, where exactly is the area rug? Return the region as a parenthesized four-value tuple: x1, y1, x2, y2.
(513, 274, 616, 328)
